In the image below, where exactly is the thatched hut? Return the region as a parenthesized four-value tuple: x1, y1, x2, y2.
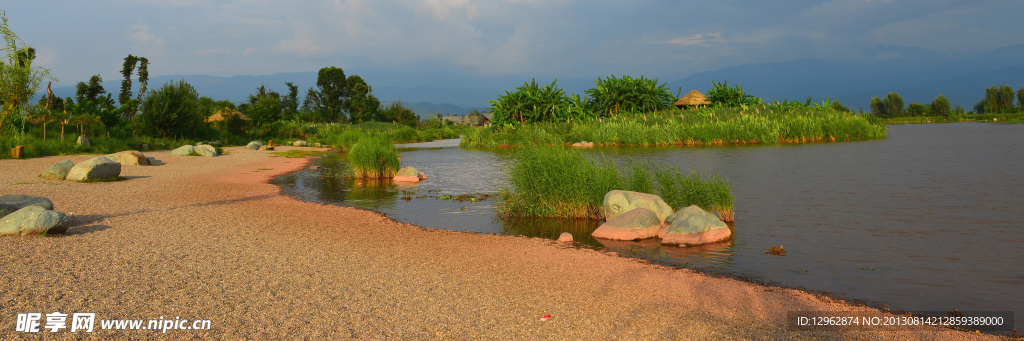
(205, 108, 251, 123)
(674, 90, 712, 109)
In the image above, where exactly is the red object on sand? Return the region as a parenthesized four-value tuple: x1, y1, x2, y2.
(540, 314, 551, 321)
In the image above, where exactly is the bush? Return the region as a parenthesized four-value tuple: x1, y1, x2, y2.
(705, 80, 757, 108)
(585, 75, 674, 116)
(347, 136, 399, 179)
(489, 79, 590, 125)
(870, 92, 904, 118)
(137, 80, 201, 137)
(930, 94, 951, 117)
(906, 103, 928, 117)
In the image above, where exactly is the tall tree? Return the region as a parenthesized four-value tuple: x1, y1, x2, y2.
(282, 82, 299, 120)
(345, 75, 380, 123)
(930, 94, 951, 117)
(119, 54, 138, 106)
(138, 80, 201, 137)
(0, 10, 54, 136)
(315, 66, 348, 122)
(75, 75, 105, 103)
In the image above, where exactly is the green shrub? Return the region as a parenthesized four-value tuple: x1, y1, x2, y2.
(705, 80, 757, 108)
(585, 75, 675, 116)
(489, 79, 590, 125)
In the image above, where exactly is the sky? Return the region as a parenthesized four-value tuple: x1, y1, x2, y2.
(3, 0, 1024, 90)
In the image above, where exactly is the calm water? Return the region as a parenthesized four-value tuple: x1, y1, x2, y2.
(275, 123, 1024, 328)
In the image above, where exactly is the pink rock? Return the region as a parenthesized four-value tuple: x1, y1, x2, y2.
(417, 172, 427, 181)
(591, 208, 662, 241)
(393, 176, 420, 183)
(557, 232, 573, 242)
(660, 227, 731, 246)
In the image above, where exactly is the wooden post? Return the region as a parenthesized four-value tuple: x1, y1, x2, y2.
(12, 145, 24, 159)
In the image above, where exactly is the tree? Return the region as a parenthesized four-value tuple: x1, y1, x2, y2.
(906, 103, 927, 117)
(282, 82, 299, 120)
(981, 84, 1016, 113)
(241, 84, 282, 127)
(929, 94, 951, 117)
(119, 54, 138, 106)
(137, 80, 201, 137)
(377, 101, 418, 126)
(883, 92, 904, 118)
(345, 75, 380, 123)
(301, 87, 324, 122)
(0, 10, 54, 136)
(75, 75, 105, 103)
(869, 96, 884, 117)
(315, 66, 348, 122)
(1018, 86, 1024, 110)
(830, 100, 850, 112)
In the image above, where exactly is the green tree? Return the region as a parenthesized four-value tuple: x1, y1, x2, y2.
(282, 82, 299, 120)
(929, 94, 951, 117)
(75, 75, 106, 103)
(0, 10, 54, 136)
(869, 96, 884, 117)
(138, 80, 201, 137)
(883, 92, 904, 117)
(830, 100, 850, 112)
(1018, 86, 1024, 110)
(240, 85, 283, 127)
(119, 54, 138, 106)
(906, 103, 927, 117)
(377, 102, 418, 126)
(315, 66, 349, 122)
(345, 75, 380, 123)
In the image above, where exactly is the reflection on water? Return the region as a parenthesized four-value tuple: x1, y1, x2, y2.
(277, 126, 1024, 330)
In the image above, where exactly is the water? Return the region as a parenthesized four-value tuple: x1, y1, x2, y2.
(275, 123, 1024, 329)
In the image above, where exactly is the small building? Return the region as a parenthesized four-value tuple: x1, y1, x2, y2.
(674, 90, 712, 109)
(205, 108, 251, 123)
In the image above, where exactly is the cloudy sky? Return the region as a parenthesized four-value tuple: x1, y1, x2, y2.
(3, 0, 1023, 89)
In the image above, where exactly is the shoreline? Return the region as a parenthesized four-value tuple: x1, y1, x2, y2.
(0, 147, 1000, 339)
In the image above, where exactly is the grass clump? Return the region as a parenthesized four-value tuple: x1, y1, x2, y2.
(499, 146, 735, 221)
(270, 149, 328, 158)
(347, 136, 399, 179)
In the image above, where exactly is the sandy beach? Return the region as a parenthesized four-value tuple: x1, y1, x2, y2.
(0, 146, 1000, 340)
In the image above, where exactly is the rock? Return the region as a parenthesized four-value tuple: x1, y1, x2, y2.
(293, 140, 307, 147)
(571, 141, 594, 148)
(171, 145, 196, 156)
(259, 145, 275, 151)
(76, 135, 90, 147)
(558, 232, 574, 242)
(591, 208, 662, 240)
(660, 205, 731, 246)
(39, 160, 74, 180)
(313, 143, 322, 148)
(194, 144, 219, 157)
(603, 190, 673, 222)
(246, 141, 262, 150)
(0, 206, 69, 236)
(0, 194, 55, 218)
(417, 172, 427, 181)
(393, 167, 422, 183)
(146, 156, 164, 166)
(106, 150, 151, 166)
(66, 156, 121, 182)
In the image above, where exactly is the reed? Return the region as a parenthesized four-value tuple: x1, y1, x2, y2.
(499, 146, 735, 221)
(346, 136, 399, 179)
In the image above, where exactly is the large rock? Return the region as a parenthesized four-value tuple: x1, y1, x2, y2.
(246, 141, 262, 150)
(146, 156, 164, 166)
(0, 195, 55, 218)
(106, 150, 151, 166)
(39, 160, 74, 180)
(0, 206, 69, 236)
(393, 167, 426, 183)
(194, 144, 219, 157)
(66, 156, 121, 182)
(603, 190, 673, 222)
(591, 207, 662, 241)
(76, 135, 90, 147)
(171, 145, 196, 156)
(660, 205, 731, 246)
(292, 140, 308, 147)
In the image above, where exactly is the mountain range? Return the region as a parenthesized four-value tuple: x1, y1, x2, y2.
(51, 44, 1024, 116)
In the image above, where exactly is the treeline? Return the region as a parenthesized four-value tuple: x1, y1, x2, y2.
(870, 84, 1024, 118)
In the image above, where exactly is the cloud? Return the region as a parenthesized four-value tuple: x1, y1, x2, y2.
(126, 25, 165, 57)
(657, 33, 726, 47)
(138, 0, 209, 8)
(242, 47, 258, 56)
(196, 48, 231, 57)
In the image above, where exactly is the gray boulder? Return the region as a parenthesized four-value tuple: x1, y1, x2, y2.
(0, 206, 69, 236)
(106, 150, 151, 165)
(66, 156, 121, 182)
(0, 194, 55, 218)
(146, 156, 164, 166)
(171, 145, 196, 156)
(76, 135, 90, 147)
(603, 190, 673, 222)
(246, 141, 262, 150)
(194, 144, 219, 157)
(660, 205, 731, 246)
(591, 207, 662, 240)
(39, 160, 74, 180)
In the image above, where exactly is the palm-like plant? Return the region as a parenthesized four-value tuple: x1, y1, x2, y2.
(585, 75, 674, 117)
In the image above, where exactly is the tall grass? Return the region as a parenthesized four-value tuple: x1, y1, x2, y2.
(346, 136, 399, 179)
(499, 146, 735, 221)
(461, 105, 887, 149)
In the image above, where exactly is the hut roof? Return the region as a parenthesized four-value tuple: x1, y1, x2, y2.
(674, 90, 712, 106)
(206, 108, 251, 123)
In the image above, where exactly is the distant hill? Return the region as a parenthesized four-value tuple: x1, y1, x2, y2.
(667, 44, 1024, 110)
